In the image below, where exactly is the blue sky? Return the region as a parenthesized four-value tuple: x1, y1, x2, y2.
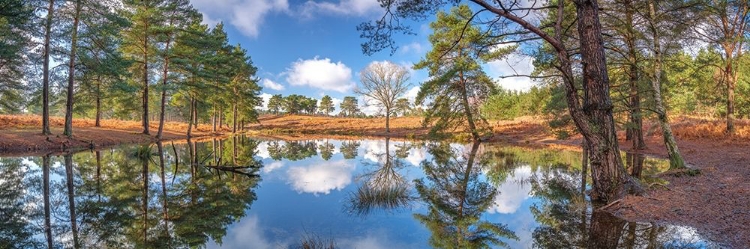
(189, 0, 536, 114)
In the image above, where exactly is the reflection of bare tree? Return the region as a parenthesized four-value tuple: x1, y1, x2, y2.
(346, 138, 412, 215)
(414, 141, 518, 248)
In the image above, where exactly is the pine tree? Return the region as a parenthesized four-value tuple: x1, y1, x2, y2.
(318, 95, 335, 115)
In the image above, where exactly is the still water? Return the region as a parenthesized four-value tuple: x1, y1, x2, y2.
(0, 136, 715, 248)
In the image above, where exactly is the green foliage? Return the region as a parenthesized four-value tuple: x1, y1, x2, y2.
(319, 95, 335, 115)
(414, 5, 512, 139)
(339, 96, 360, 117)
(482, 86, 552, 120)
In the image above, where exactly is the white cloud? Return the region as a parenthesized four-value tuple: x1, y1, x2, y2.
(261, 78, 285, 91)
(301, 0, 382, 18)
(258, 93, 273, 110)
(286, 160, 355, 194)
(285, 57, 355, 92)
(399, 42, 424, 55)
(486, 52, 536, 92)
(405, 147, 426, 166)
(190, 0, 289, 38)
(488, 166, 534, 214)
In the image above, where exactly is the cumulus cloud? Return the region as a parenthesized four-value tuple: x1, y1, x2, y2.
(486, 52, 536, 92)
(301, 0, 382, 18)
(257, 93, 273, 110)
(285, 57, 355, 92)
(190, 0, 289, 38)
(261, 78, 285, 91)
(286, 160, 355, 194)
(399, 42, 424, 55)
(256, 141, 271, 158)
(488, 166, 534, 214)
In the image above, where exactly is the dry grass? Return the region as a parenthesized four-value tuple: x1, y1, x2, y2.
(666, 116, 750, 140)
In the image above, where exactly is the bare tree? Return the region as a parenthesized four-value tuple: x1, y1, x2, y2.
(356, 61, 410, 133)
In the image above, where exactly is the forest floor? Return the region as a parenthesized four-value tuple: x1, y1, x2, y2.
(1, 114, 748, 246)
(0, 114, 226, 156)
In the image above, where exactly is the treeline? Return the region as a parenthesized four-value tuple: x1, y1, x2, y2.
(262, 94, 419, 117)
(0, 0, 262, 137)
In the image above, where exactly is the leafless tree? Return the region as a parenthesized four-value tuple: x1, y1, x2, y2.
(356, 61, 410, 133)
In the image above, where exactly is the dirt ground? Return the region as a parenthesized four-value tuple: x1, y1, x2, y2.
(2, 114, 749, 247)
(0, 115, 226, 156)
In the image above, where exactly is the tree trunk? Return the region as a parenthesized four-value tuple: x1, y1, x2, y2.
(42, 0, 54, 135)
(64, 154, 80, 248)
(142, 19, 150, 135)
(648, 1, 685, 170)
(157, 35, 173, 140)
(193, 100, 198, 130)
(385, 107, 390, 133)
(232, 103, 237, 133)
(212, 107, 217, 132)
(726, 63, 735, 134)
(63, 0, 81, 138)
(187, 97, 194, 137)
(624, 0, 645, 150)
(95, 76, 101, 127)
(458, 72, 479, 141)
(43, 155, 53, 248)
(575, 0, 639, 202)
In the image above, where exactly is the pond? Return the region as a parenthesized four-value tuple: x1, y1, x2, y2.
(0, 136, 716, 248)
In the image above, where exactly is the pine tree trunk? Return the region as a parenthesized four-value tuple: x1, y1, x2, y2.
(95, 77, 101, 127)
(232, 103, 237, 133)
(726, 63, 735, 134)
(63, 0, 81, 137)
(212, 107, 217, 132)
(187, 97, 194, 137)
(648, 1, 685, 170)
(575, 0, 639, 202)
(458, 71, 479, 141)
(42, 0, 54, 135)
(157, 39, 172, 139)
(142, 19, 150, 135)
(624, 0, 645, 150)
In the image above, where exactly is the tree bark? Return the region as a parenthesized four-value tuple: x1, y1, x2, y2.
(624, 0, 645, 150)
(95, 76, 101, 127)
(647, 1, 685, 170)
(575, 0, 639, 202)
(142, 16, 150, 135)
(385, 108, 390, 133)
(458, 71, 479, 141)
(187, 97, 194, 138)
(42, 0, 54, 135)
(157, 31, 173, 139)
(63, 0, 81, 138)
(232, 103, 238, 133)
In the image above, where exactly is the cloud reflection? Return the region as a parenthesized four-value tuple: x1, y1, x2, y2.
(286, 160, 355, 195)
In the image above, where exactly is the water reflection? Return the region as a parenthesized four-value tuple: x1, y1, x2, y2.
(0, 137, 716, 248)
(414, 141, 518, 248)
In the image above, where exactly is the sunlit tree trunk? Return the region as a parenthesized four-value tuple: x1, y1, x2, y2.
(95, 76, 102, 127)
(42, 0, 55, 135)
(64, 0, 82, 137)
(647, 1, 685, 170)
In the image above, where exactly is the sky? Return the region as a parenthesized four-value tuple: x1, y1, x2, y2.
(188, 0, 536, 115)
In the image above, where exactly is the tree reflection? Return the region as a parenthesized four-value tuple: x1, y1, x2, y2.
(318, 140, 335, 161)
(339, 141, 360, 159)
(346, 137, 411, 216)
(414, 141, 518, 248)
(267, 140, 318, 161)
(0, 158, 40, 248)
